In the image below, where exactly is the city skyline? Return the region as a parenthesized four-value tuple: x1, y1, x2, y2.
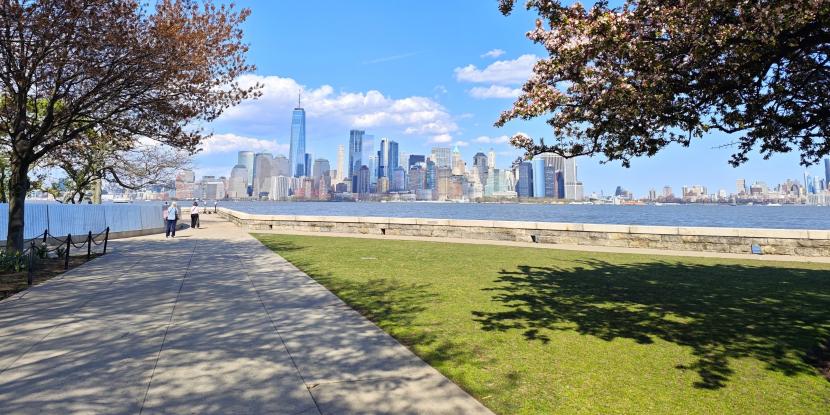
(193, 1, 825, 197)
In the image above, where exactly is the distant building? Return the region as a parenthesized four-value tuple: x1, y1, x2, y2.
(312, 158, 330, 179)
(378, 138, 399, 178)
(237, 151, 254, 188)
(356, 165, 370, 196)
(408, 154, 425, 169)
(336, 145, 345, 182)
(348, 130, 364, 178)
(252, 152, 273, 197)
(517, 162, 533, 198)
(289, 95, 306, 177)
(431, 147, 451, 168)
(273, 155, 290, 177)
(228, 165, 248, 198)
(532, 158, 545, 198)
(391, 166, 407, 192)
(175, 169, 195, 200)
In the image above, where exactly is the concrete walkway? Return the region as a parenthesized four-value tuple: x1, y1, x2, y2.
(0, 215, 492, 415)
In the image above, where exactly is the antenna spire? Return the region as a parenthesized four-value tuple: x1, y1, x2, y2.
(298, 90, 301, 108)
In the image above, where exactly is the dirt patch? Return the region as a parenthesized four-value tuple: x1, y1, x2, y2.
(0, 254, 103, 300)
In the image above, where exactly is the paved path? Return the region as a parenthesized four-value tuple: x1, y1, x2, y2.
(0, 215, 492, 415)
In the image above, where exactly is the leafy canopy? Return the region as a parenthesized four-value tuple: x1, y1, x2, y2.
(497, 0, 830, 167)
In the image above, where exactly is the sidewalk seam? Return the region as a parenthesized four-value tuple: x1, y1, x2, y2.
(239, 253, 324, 415)
(138, 240, 199, 414)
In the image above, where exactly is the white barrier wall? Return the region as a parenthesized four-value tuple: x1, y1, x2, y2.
(0, 203, 164, 239)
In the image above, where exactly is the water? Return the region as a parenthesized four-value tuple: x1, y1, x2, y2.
(218, 201, 830, 230)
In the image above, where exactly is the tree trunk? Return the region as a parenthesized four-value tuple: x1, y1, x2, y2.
(0, 168, 7, 203)
(6, 157, 30, 253)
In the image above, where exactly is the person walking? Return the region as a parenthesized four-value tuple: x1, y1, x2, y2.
(165, 202, 179, 238)
(191, 201, 200, 229)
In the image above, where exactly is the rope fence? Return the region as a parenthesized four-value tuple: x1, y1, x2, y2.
(17, 227, 110, 286)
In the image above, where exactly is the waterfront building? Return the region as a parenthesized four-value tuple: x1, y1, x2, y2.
(252, 152, 274, 198)
(368, 154, 378, 185)
(517, 162, 533, 197)
(435, 166, 452, 200)
(431, 147, 451, 168)
(408, 154, 425, 168)
(336, 145, 345, 182)
(648, 188, 657, 201)
(563, 157, 581, 200)
(356, 165, 370, 196)
(487, 148, 496, 170)
(273, 155, 290, 177)
(663, 186, 674, 199)
(348, 130, 364, 178)
(175, 169, 195, 200)
(288, 96, 307, 177)
(484, 168, 501, 196)
(377, 176, 390, 194)
(268, 176, 292, 201)
(228, 165, 248, 198)
(532, 158, 545, 198)
(736, 178, 747, 195)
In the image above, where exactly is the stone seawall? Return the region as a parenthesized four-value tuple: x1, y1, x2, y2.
(218, 208, 830, 257)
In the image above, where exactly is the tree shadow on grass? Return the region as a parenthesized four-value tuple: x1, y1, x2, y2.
(472, 259, 830, 389)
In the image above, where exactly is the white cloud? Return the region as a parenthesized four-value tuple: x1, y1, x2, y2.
(468, 85, 522, 99)
(481, 49, 506, 59)
(430, 134, 453, 143)
(454, 54, 538, 85)
(454, 140, 470, 147)
(199, 133, 289, 156)
(217, 74, 458, 138)
(474, 135, 511, 144)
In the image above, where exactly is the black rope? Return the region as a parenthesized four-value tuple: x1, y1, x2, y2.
(70, 240, 87, 249)
(91, 238, 105, 246)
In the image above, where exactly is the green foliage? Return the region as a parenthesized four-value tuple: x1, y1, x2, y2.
(497, 1, 830, 167)
(257, 234, 830, 414)
(0, 250, 27, 272)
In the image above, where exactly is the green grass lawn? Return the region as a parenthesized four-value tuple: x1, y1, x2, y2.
(255, 234, 830, 415)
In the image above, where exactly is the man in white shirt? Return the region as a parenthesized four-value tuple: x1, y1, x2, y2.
(165, 202, 179, 238)
(190, 202, 200, 229)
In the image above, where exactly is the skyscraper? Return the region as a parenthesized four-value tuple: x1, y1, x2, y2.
(304, 153, 312, 177)
(564, 157, 582, 200)
(237, 151, 254, 194)
(532, 158, 545, 198)
(517, 162, 533, 197)
(272, 155, 290, 177)
(312, 158, 330, 179)
(825, 159, 830, 188)
(451, 145, 464, 175)
(487, 148, 496, 170)
(348, 130, 364, 178)
(228, 165, 248, 198)
(378, 138, 399, 178)
(288, 94, 306, 177)
(473, 152, 488, 186)
(252, 152, 273, 197)
(337, 145, 345, 181)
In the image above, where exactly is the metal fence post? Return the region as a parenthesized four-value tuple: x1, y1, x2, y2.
(103, 227, 110, 254)
(27, 241, 35, 286)
(42, 230, 47, 244)
(87, 231, 92, 259)
(64, 234, 71, 270)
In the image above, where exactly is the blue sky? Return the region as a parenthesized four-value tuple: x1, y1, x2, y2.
(197, 0, 823, 197)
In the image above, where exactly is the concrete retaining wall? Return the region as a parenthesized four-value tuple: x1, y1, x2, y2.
(217, 208, 830, 257)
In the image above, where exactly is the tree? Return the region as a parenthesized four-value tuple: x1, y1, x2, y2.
(46, 130, 191, 203)
(496, 1, 830, 167)
(0, 0, 258, 251)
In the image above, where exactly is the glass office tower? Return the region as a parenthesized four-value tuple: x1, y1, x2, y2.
(289, 98, 306, 177)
